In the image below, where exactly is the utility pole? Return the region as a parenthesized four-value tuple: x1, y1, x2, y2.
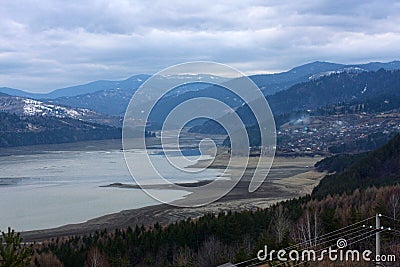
(376, 213, 381, 267)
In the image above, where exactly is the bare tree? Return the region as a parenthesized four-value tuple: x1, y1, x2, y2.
(197, 236, 232, 267)
(173, 246, 194, 267)
(293, 209, 321, 248)
(33, 252, 63, 267)
(85, 247, 109, 267)
(388, 192, 400, 221)
(271, 205, 290, 244)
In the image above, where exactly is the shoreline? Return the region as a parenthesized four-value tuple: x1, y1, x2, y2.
(21, 155, 326, 242)
(101, 179, 214, 189)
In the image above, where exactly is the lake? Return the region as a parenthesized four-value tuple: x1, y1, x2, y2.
(0, 145, 220, 231)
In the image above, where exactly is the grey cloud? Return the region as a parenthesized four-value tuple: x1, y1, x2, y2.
(0, 0, 399, 92)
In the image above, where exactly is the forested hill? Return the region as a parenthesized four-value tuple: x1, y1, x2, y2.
(267, 68, 400, 115)
(190, 69, 400, 135)
(312, 134, 400, 198)
(0, 112, 122, 147)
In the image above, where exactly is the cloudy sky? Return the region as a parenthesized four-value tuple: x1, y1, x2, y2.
(1, 0, 399, 92)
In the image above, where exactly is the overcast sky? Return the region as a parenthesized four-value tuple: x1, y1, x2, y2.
(1, 0, 399, 92)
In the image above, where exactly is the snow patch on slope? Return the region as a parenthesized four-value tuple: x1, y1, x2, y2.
(309, 67, 367, 80)
(361, 84, 367, 94)
(22, 98, 90, 118)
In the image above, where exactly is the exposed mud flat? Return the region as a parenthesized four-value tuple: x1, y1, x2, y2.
(22, 155, 326, 242)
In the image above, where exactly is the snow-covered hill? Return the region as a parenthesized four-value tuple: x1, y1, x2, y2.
(0, 95, 121, 126)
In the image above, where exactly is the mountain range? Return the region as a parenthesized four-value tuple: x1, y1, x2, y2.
(1, 60, 400, 147)
(191, 68, 400, 137)
(2, 60, 400, 117)
(0, 74, 149, 99)
(248, 60, 399, 95)
(266, 68, 400, 115)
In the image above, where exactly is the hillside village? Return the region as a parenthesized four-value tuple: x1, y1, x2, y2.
(277, 110, 400, 155)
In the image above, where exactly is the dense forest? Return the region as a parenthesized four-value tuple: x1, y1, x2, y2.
(0, 112, 156, 147)
(190, 69, 400, 136)
(0, 112, 122, 147)
(28, 186, 400, 266)
(313, 134, 400, 198)
(314, 153, 368, 173)
(266, 69, 400, 115)
(11, 134, 398, 266)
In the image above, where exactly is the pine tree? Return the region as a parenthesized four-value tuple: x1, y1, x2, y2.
(0, 227, 31, 267)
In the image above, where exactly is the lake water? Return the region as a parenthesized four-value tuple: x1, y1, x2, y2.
(0, 148, 219, 231)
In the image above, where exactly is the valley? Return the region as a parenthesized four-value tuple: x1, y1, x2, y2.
(2, 2, 400, 266)
(1, 60, 400, 267)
